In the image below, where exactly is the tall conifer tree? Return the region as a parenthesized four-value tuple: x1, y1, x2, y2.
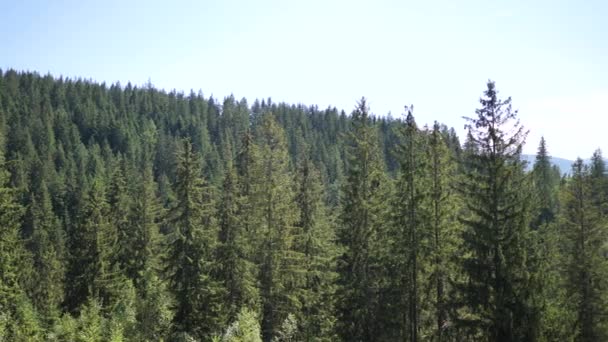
(251, 115, 302, 342)
(336, 98, 389, 341)
(391, 106, 428, 342)
(560, 159, 608, 341)
(426, 122, 460, 341)
(28, 184, 65, 325)
(215, 141, 258, 323)
(457, 81, 538, 341)
(294, 153, 338, 341)
(532, 137, 559, 228)
(163, 139, 224, 340)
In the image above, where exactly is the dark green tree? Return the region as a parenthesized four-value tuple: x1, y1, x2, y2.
(127, 162, 162, 292)
(215, 142, 259, 323)
(336, 98, 389, 341)
(251, 115, 303, 342)
(457, 81, 538, 341)
(0, 139, 42, 340)
(426, 122, 460, 341)
(589, 149, 607, 217)
(559, 159, 608, 341)
(531, 137, 559, 228)
(163, 139, 224, 340)
(28, 184, 66, 326)
(391, 106, 429, 342)
(108, 157, 132, 276)
(64, 178, 125, 314)
(293, 153, 338, 341)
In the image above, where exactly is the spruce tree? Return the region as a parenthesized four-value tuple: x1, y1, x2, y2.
(215, 141, 258, 323)
(426, 122, 460, 341)
(530, 138, 569, 340)
(531, 137, 559, 228)
(457, 81, 538, 341)
(589, 149, 607, 217)
(293, 153, 338, 341)
(560, 159, 608, 341)
(336, 98, 389, 341)
(108, 157, 132, 277)
(126, 160, 161, 293)
(0, 139, 42, 340)
(391, 106, 429, 342)
(250, 115, 302, 342)
(163, 139, 224, 339)
(28, 184, 66, 326)
(64, 178, 125, 313)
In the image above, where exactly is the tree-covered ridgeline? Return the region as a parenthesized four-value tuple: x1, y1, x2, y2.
(0, 69, 607, 341)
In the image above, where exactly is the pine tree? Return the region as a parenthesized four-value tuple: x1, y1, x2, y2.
(391, 106, 429, 342)
(293, 153, 338, 341)
(336, 98, 389, 341)
(250, 115, 303, 342)
(456, 81, 538, 341)
(163, 139, 224, 339)
(560, 159, 608, 341)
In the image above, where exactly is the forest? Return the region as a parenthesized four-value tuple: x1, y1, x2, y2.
(0, 69, 606, 342)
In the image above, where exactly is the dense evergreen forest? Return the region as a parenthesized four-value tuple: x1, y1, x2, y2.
(0, 69, 606, 341)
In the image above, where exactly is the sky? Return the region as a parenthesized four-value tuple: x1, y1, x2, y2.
(1, 0, 607, 159)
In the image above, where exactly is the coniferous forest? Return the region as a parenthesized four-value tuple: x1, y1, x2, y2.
(1, 69, 607, 341)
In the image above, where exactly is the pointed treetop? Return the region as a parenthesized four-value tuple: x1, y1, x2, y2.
(404, 105, 416, 128)
(534, 136, 551, 166)
(353, 97, 370, 123)
(589, 149, 606, 179)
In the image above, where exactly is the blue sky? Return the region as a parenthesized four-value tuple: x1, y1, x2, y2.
(1, 0, 607, 159)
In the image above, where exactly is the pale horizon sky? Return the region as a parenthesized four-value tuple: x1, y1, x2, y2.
(1, 0, 607, 160)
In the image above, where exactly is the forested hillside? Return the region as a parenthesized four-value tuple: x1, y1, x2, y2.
(0, 69, 606, 341)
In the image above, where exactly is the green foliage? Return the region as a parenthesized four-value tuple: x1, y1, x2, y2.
(559, 159, 608, 341)
(0, 143, 27, 308)
(2, 69, 608, 342)
(425, 122, 461, 341)
(272, 313, 298, 342)
(336, 98, 391, 341)
(218, 308, 263, 342)
(390, 106, 429, 341)
(215, 148, 259, 322)
(3, 293, 44, 342)
(133, 271, 173, 341)
(49, 297, 130, 342)
(293, 154, 338, 341)
(126, 162, 162, 293)
(456, 81, 539, 341)
(163, 139, 224, 340)
(250, 115, 303, 341)
(28, 184, 66, 325)
(64, 178, 125, 313)
(531, 137, 560, 228)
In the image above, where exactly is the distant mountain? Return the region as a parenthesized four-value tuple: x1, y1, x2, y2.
(521, 154, 574, 174)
